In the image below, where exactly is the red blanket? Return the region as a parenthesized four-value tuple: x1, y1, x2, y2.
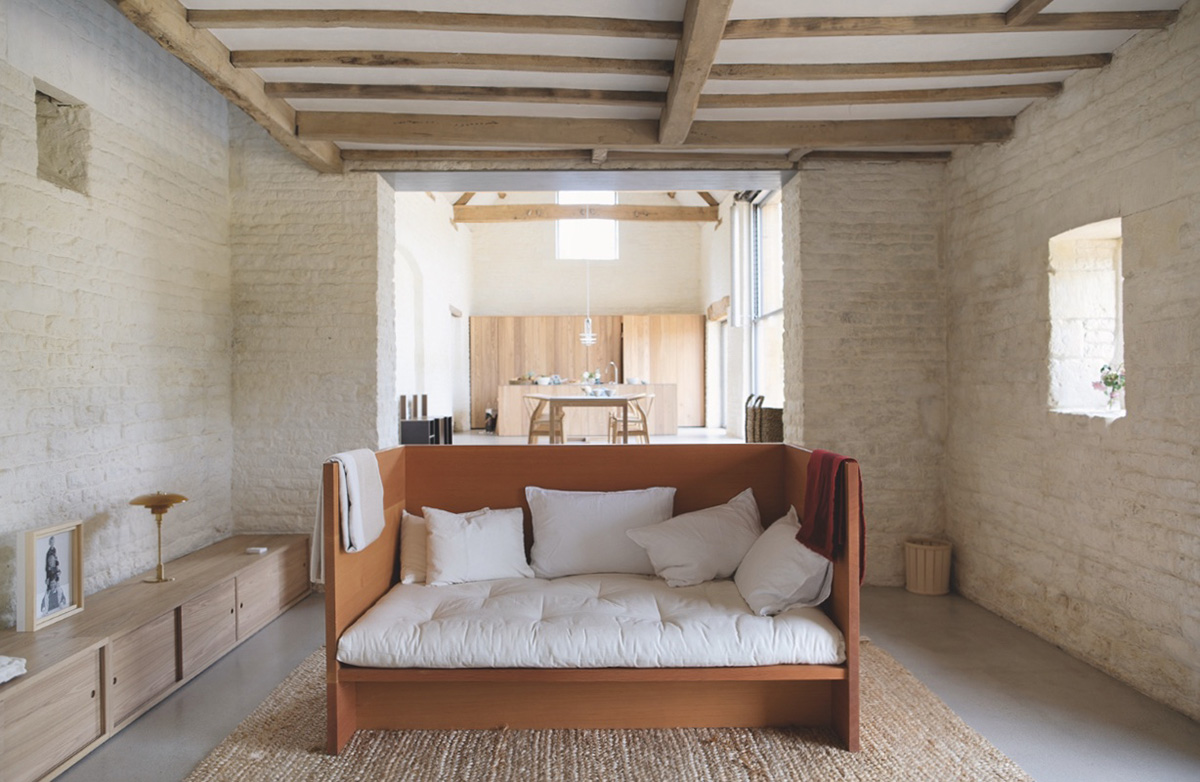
(796, 449, 866, 583)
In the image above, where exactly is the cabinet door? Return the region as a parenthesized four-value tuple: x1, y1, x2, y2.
(237, 544, 309, 640)
(622, 314, 706, 426)
(110, 612, 178, 726)
(180, 579, 237, 678)
(0, 649, 103, 782)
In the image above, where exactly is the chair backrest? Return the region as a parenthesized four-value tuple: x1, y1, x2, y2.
(632, 393, 654, 423)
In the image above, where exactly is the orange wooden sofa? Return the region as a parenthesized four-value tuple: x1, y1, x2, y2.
(323, 443, 861, 753)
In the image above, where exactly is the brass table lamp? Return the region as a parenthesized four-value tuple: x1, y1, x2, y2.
(130, 492, 188, 583)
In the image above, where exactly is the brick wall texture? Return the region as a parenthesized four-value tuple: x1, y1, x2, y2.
(784, 162, 948, 587)
(0, 0, 233, 624)
(943, 1, 1200, 719)
(229, 113, 394, 534)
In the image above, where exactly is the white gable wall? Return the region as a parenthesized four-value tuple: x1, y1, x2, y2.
(469, 192, 704, 316)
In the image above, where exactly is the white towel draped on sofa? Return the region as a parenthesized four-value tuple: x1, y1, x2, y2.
(310, 449, 386, 584)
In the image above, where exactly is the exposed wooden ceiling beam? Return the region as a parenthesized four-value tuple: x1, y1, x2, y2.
(341, 149, 794, 172)
(801, 151, 953, 163)
(343, 149, 789, 163)
(454, 192, 476, 206)
(660, 0, 735, 145)
(188, 9, 680, 39)
(709, 54, 1111, 80)
(454, 204, 719, 223)
(232, 50, 673, 77)
(1007, 0, 1058, 27)
(700, 83, 1061, 108)
(302, 113, 661, 146)
(722, 11, 1176, 38)
(687, 117, 1012, 147)
(697, 191, 720, 207)
(109, 0, 341, 173)
(301, 111, 1012, 148)
(263, 82, 663, 107)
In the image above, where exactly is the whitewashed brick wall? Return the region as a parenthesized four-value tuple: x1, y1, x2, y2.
(944, 0, 1200, 719)
(229, 113, 394, 535)
(785, 162, 948, 586)
(470, 192, 704, 315)
(0, 0, 233, 624)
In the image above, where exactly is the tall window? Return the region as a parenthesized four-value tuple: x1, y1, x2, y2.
(556, 190, 618, 260)
(1048, 217, 1125, 417)
(752, 193, 784, 407)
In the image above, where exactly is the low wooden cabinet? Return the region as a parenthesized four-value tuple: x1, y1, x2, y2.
(110, 612, 177, 726)
(0, 534, 309, 782)
(236, 541, 309, 640)
(181, 580, 239, 678)
(1, 646, 103, 782)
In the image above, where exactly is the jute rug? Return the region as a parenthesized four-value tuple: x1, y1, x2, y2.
(186, 643, 1031, 781)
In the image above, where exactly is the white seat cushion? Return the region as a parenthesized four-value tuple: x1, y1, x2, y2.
(337, 574, 845, 669)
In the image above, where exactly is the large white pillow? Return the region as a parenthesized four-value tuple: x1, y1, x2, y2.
(526, 486, 676, 577)
(734, 506, 833, 615)
(399, 510, 429, 584)
(423, 506, 534, 586)
(626, 488, 762, 587)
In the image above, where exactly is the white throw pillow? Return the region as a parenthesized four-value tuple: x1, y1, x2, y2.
(626, 488, 762, 587)
(526, 486, 676, 577)
(734, 507, 833, 615)
(399, 510, 429, 584)
(423, 506, 534, 586)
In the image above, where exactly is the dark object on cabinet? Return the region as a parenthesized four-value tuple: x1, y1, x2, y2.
(400, 416, 453, 445)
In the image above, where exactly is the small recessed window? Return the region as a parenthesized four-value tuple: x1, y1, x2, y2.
(1048, 218, 1124, 418)
(556, 191, 618, 260)
(35, 88, 89, 194)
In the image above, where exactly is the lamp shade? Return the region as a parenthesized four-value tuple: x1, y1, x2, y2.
(130, 492, 188, 515)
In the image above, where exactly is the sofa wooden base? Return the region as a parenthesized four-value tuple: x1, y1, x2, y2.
(339, 679, 835, 732)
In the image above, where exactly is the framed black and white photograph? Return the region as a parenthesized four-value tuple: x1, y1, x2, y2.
(16, 520, 84, 631)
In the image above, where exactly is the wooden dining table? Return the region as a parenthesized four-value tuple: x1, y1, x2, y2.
(525, 393, 647, 444)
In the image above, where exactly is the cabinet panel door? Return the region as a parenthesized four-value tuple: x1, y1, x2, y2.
(180, 579, 237, 678)
(622, 314, 706, 426)
(1, 649, 103, 782)
(111, 612, 178, 725)
(237, 544, 309, 640)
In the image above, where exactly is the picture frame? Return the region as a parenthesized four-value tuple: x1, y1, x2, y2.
(16, 520, 84, 631)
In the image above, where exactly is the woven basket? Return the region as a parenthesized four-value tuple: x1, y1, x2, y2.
(745, 395, 784, 443)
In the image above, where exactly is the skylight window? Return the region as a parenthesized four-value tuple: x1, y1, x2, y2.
(556, 190, 618, 260)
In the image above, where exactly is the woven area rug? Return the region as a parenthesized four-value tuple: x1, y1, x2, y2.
(186, 643, 1031, 781)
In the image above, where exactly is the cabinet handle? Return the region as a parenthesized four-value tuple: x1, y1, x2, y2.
(113, 676, 118, 685)
(230, 608, 234, 614)
(91, 689, 96, 698)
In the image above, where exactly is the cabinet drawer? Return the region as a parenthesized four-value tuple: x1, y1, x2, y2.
(180, 579, 237, 678)
(0, 648, 103, 782)
(237, 544, 309, 640)
(111, 612, 179, 725)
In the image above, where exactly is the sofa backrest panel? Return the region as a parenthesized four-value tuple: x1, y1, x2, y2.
(400, 444, 795, 532)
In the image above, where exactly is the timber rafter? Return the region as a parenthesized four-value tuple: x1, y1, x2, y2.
(109, 0, 1178, 173)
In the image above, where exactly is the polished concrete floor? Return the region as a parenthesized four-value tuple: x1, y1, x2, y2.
(60, 588, 1200, 782)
